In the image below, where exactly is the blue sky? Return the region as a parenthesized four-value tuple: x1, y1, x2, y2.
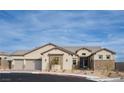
(0, 10, 124, 61)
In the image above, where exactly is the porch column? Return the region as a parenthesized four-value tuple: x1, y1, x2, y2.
(83, 59, 85, 68)
(23, 59, 26, 70)
(88, 57, 89, 69)
(12, 60, 15, 70)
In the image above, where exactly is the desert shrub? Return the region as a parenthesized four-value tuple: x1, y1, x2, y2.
(107, 72, 112, 77)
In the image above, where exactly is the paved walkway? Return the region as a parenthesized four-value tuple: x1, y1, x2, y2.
(110, 79, 124, 82)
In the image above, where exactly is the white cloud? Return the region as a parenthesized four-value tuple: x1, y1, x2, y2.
(0, 11, 124, 61)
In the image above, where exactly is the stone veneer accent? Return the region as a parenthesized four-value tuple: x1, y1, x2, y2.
(94, 60, 115, 70)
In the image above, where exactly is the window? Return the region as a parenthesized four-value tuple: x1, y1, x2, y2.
(73, 60, 76, 65)
(66, 59, 68, 62)
(45, 59, 47, 62)
(99, 55, 103, 60)
(82, 53, 86, 55)
(106, 55, 111, 60)
(4, 57, 7, 59)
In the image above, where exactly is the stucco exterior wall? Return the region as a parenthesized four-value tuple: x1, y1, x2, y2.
(0, 55, 7, 59)
(41, 49, 74, 71)
(11, 56, 24, 59)
(76, 49, 91, 57)
(24, 45, 55, 59)
(94, 50, 115, 60)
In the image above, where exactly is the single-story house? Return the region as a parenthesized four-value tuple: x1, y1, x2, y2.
(0, 43, 116, 71)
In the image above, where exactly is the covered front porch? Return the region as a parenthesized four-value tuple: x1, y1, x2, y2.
(78, 57, 91, 70)
(49, 54, 63, 71)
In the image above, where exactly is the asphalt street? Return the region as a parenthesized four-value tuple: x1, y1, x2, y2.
(0, 73, 95, 82)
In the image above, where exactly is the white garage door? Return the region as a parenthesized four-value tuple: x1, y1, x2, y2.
(25, 59, 42, 71)
(35, 59, 42, 70)
(13, 59, 24, 70)
(25, 59, 35, 70)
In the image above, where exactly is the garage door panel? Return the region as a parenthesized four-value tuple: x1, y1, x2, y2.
(13, 59, 24, 70)
(35, 59, 42, 70)
(25, 59, 35, 70)
(25, 59, 42, 71)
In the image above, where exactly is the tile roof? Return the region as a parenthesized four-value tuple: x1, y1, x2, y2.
(11, 50, 30, 56)
(62, 46, 101, 53)
(11, 46, 101, 56)
(41, 47, 76, 55)
(0, 43, 112, 56)
(0, 51, 10, 56)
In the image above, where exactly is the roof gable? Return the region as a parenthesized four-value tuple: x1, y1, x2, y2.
(41, 47, 76, 55)
(62, 46, 101, 53)
(91, 48, 116, 56)
(0, 51, 10, 56)
(76, 48, 92, 53)
(8, 43, 115, 57)
(23, 43, 57, 55)
(11, 50, 30, 56)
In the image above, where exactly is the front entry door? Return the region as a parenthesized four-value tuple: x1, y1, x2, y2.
(80, 57, 84, 68)
(80, 57, 88, 69)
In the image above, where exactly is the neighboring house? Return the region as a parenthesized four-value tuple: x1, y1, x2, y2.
(0, 43, 116, 71)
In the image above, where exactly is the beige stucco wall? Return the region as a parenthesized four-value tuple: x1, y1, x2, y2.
(11, 56, 24, 59)
(93, 50, 115, 60)
(0, 55, 7, 59)
(41, 49, 74, 71)
(76, 49, 92, 57)
(24, 45, 55, 59)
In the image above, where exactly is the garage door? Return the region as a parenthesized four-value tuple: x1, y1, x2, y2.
(25, 59, 35, 70)
(25, 59, 42, 71)
(13, 59, 24, 70)
(35, 59, 42, 70)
